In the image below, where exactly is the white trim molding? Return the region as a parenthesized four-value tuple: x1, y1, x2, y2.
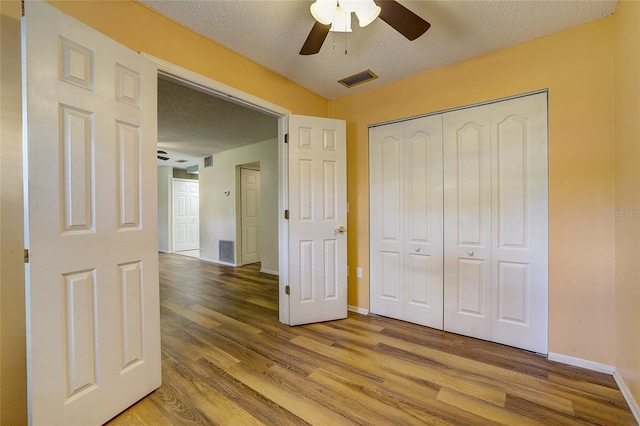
(140, 53, 291, 118)
(614, 370, 640, 425)
(547, 353, 640, 423)
(259, 268, 279, 276)
(199, 256, 237, 268)
(547, 352, 615, 374)
(348, 305, 369, 315)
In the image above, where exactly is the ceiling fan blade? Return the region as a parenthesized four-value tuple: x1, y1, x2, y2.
(378, 0, 431, 41)
(299, 21, 331, 55)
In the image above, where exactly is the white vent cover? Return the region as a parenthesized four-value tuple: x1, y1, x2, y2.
(204, 155, 213, 168)
(219, 240, 234, 263)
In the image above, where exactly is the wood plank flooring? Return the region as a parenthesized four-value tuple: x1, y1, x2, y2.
(107, 253, 636, 425)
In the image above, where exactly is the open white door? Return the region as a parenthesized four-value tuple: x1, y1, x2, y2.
(24, 1, 161, 424)
(288, 115, 347, 325)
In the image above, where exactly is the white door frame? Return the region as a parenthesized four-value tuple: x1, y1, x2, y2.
(141, 54, 292, 324)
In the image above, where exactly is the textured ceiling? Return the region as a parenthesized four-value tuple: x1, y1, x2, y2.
(151, 0, 617, 168)
(156, 77, 279, 168)
(141, 0, 617, 100)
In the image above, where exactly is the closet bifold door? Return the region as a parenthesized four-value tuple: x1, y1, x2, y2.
(369, 116, 444, 329)
(443, 93, 548, 354)
(443, 104, 493, 340)
(489, 94, 548, 354)
(370, 122, 405, 319)
(402, 116, 444, 328)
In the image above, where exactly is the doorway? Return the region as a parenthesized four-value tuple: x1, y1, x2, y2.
(149, 55, 292, 323)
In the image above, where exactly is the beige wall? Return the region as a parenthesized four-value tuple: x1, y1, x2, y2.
(0, 0, 28, 424)
(198, 139, 279, 273)
(331, 18, 617, 365)
(614, 0, 640, 411)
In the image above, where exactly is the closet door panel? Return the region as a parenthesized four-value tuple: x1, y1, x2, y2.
(403, 116, 444, 328)
(490, 93, 548, 353)
(443, 105, 492, 340)
(370, 123, 405, 318)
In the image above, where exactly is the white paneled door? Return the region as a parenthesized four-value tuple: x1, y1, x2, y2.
(288, 115, 347, 325)
(24, 1, 161, 424)
(173, 179, 199, 252)
(443, 94, 548, 353)
(370, 115, 444, 329)
(443, 104, 493, 341)
(241, 168, 261, 265)
(370, 93, 548, 354)
(488, 94, 548, 353)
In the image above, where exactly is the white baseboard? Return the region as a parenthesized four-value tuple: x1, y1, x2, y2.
(348, 305, 369, 315)
(198, 256, 236, 267)
(158, 249, 171, 253)
(614, 370, 640, 425)
(547, 352, 615, 374)
(259, 268, 279, 276)
(547, 353, 640, 424)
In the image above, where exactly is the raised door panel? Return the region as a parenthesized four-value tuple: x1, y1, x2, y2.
(490, 93, 548, 353)
(443, 105, 492, 340)
(403, 116, 444, 328)
(116, 121, 141, 229)
(369, 122, 404, 318)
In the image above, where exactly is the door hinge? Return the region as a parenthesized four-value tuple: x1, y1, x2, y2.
(24, 249, 29, 264)
(21, 0, 25, 17)
(284, 133, 289, 144)
(284, 209, 289, 220)
(285, 285, 290, 295)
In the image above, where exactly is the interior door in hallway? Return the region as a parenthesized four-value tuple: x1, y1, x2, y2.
(241, 168, 260, 265)
(173, 179, 199, 252)
(24, 1, 161, 424)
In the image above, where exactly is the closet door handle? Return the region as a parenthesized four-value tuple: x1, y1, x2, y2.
(415, 247, 421, 252)
(467, 250, 475, 256)
(335, 226, 346, 234)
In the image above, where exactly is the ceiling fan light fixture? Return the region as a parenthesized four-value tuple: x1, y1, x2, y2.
(310, 0, 337, 25)
(329, 5, 353, 33)
(341, 0, 381, 27)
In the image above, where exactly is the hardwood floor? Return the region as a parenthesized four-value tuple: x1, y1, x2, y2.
(107, 253, 636, 425)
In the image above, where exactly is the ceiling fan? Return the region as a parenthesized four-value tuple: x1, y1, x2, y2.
(157, 150, 169, 161)
(300, 0, 431, 55)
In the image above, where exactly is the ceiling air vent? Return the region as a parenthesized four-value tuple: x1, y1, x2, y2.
(338, 69, 378, 88)
(175, 159, 188, 164)
(204, 155, 213, 168)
